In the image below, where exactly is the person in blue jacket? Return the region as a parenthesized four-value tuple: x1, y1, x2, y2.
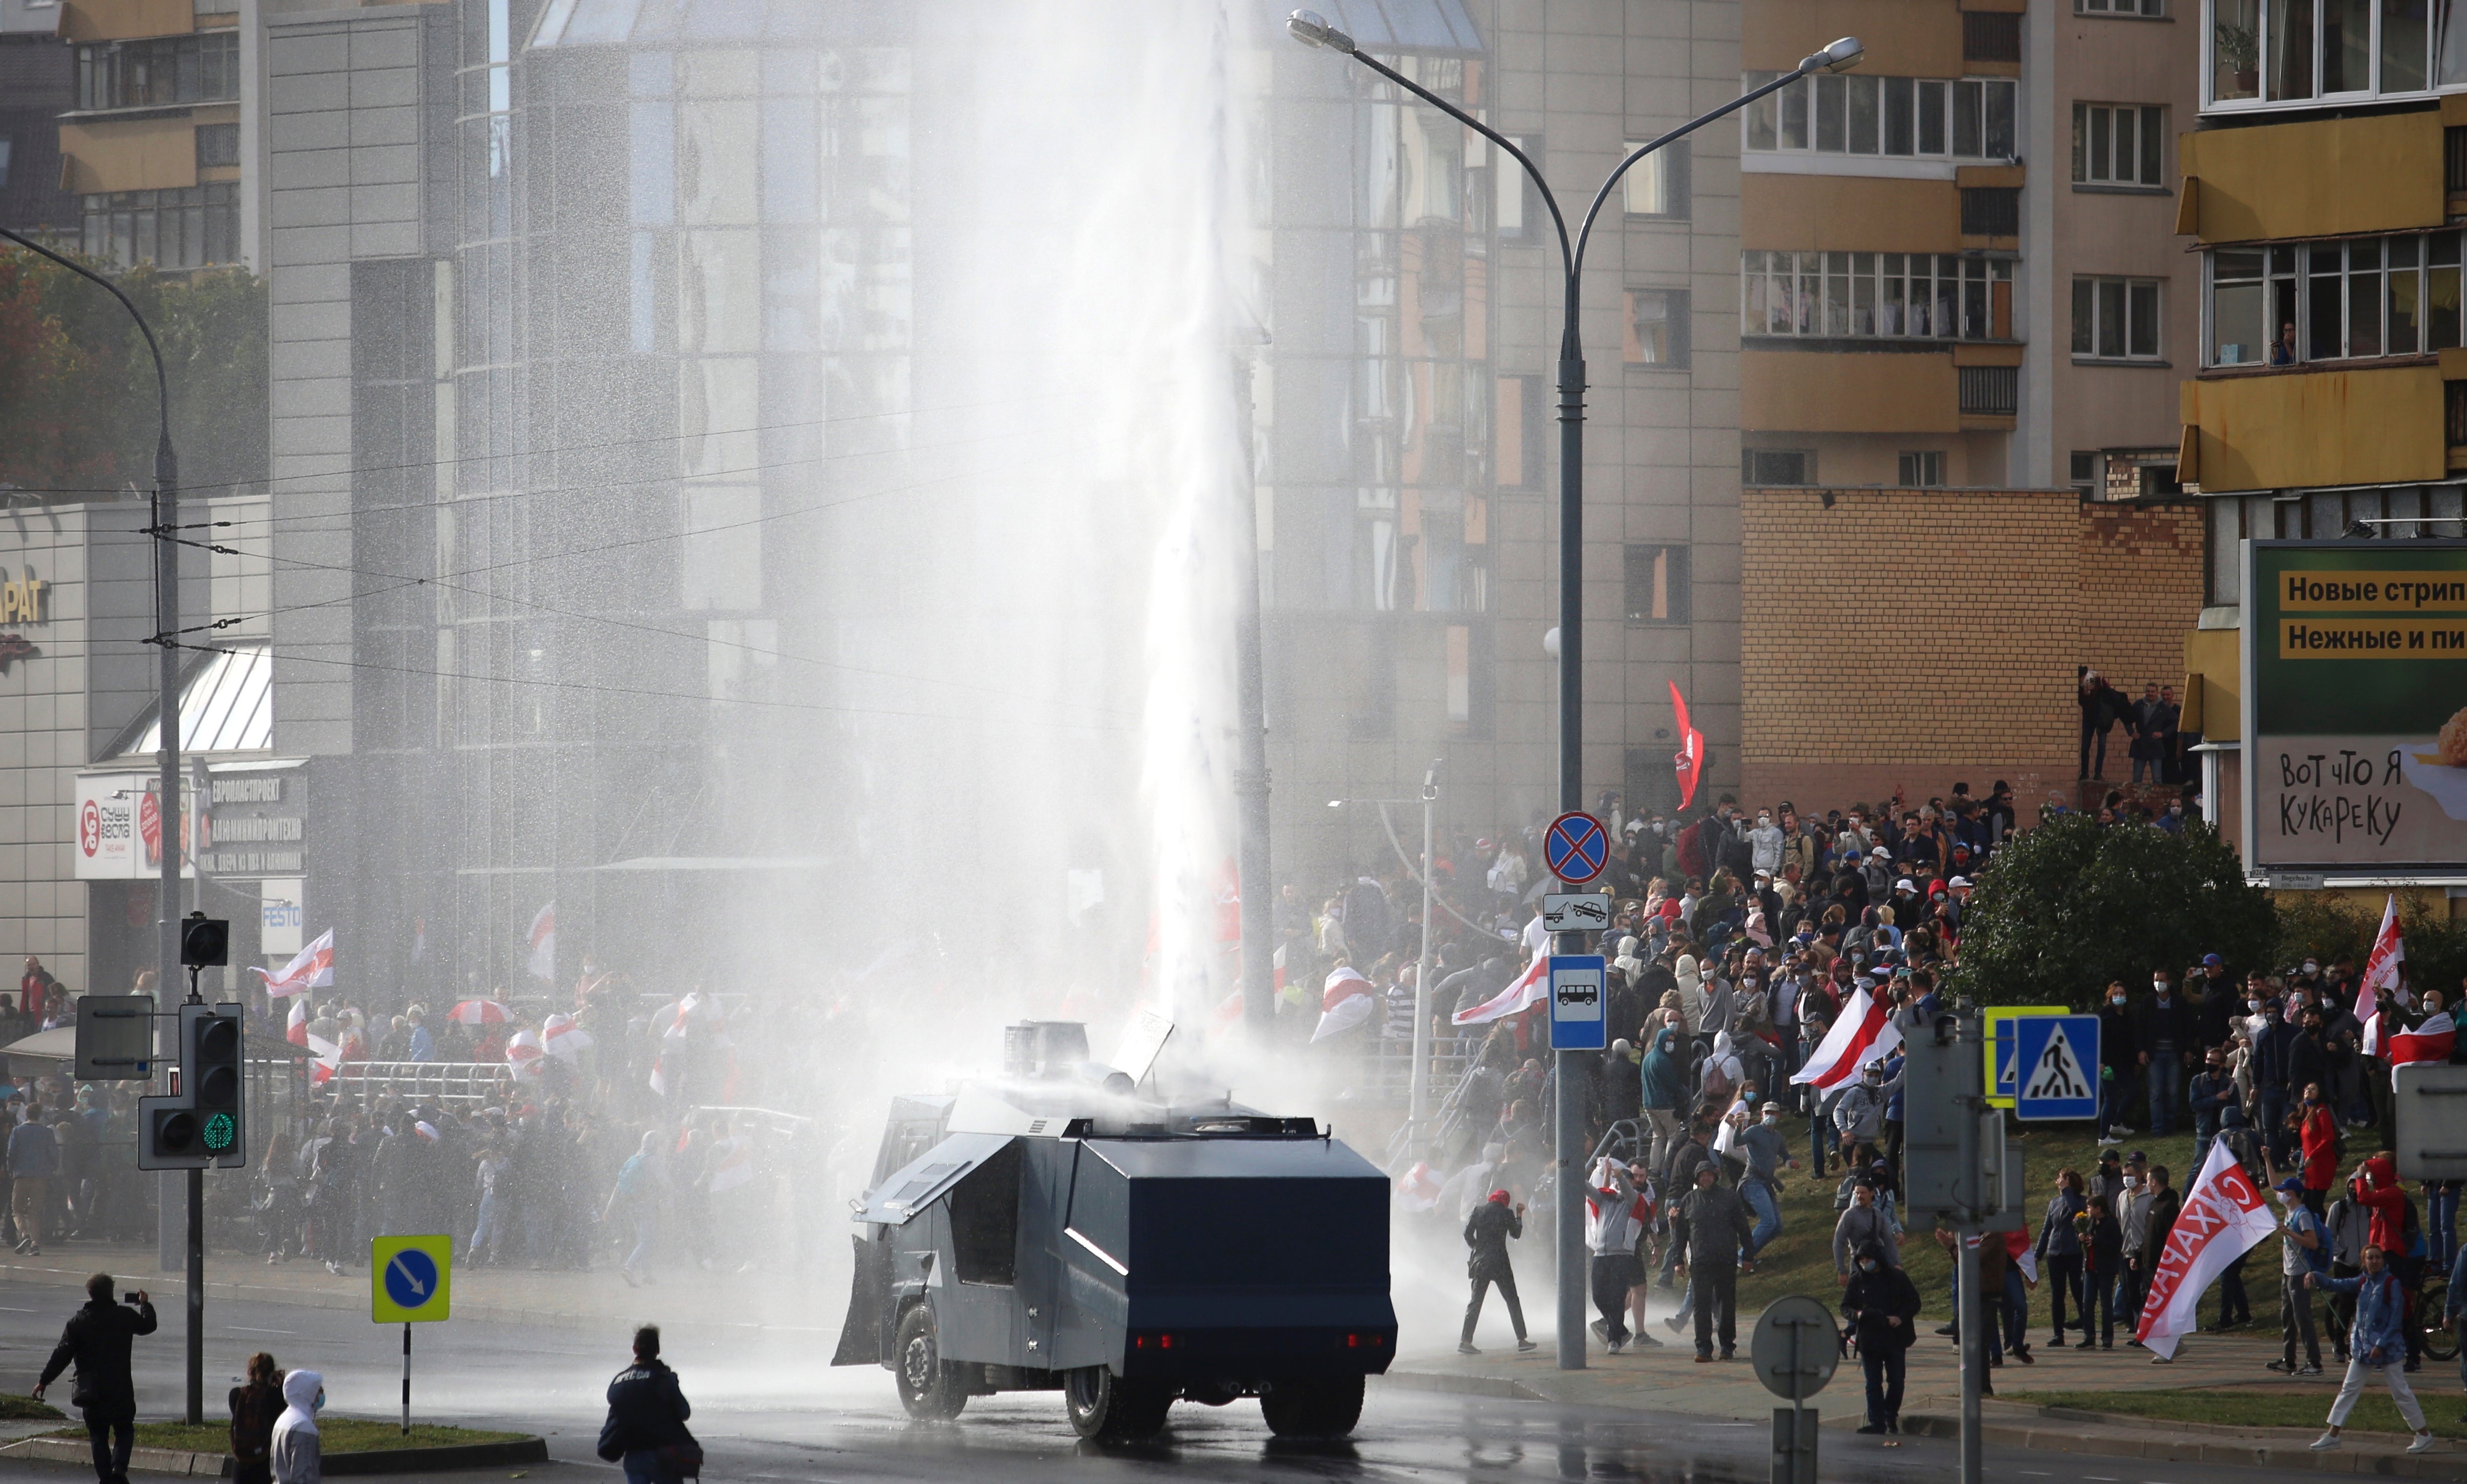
(2307, 1245, 2438, 1453)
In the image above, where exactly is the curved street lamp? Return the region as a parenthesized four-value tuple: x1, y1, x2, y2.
(1284, 14, 1861, 1372)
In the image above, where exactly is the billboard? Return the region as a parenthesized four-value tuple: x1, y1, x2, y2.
(2243, 540, 2467, 874)
(73, 774, 195, 881)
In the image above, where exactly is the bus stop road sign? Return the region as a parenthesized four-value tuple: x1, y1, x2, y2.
(2014, 1016, 2101, 1122)
(1548, 954, 1606, 1051)
(371, 1234, 453, 1323)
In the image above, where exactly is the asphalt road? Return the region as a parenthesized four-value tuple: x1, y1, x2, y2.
(0, 1280, 2350, 1484)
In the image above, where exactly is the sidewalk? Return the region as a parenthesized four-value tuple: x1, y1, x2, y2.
(1383, 1308, 2467, 1479)
(0, 1238, 842, 1337)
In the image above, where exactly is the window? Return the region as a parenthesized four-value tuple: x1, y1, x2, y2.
(206, 497, 270, 637)
(2073, 105, 2166, 185)
(1742, 450, 1813, 485)
(1959, 365, 2019, 414)
(2451, 125, 2467, 193)
(1742, 251, 2015, 340)
(1743, 72, 2016, 160)
(77, 184, 239, 269)
(1495, 132, 1538, 242)
(1961, 187, 2021, 236)
(1624, 545, 1691, 623)
(2207, 0, 2467, 105)
(0, 139, 10, 190)
(1965, 11, 2024, 60)
(2072, 276, 2163, 358)
(1623, 288, 1689, 366)
(1899, 451, 1948, 486)
(75, 32, 238, 111)
(2209, 229, 2466, 364)
(1495, 375, 1540, 489)
(194, 122, 237, 170)
(2071, 451, 2101, 498)
(1621, 140, 1689, 218)
(2083, 0, 2166, 14)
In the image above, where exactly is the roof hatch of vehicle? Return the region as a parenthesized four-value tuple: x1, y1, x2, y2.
(854, 1131, 1017, 1226)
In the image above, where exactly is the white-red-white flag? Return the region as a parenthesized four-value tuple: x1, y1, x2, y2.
(1395, 1161, 1443, 1213)
(1790, 986, 1903, 1089)
(1313, 968, 1376, 1043)
(286, 999, 308, 1048)
(2006, 1227, 2039, 1284)
(2363, 1009, 2385, 1058)
(1451, 955, 1548, 1027)
(2389, 1010, 2457, 1084)
(506, 1028, 545, 1082)
(541, 1012, 593, 1063)
(252, 929, 333, 998)
(304, 1032, 342, 1087)
(2134, 1140, 2278, 1359)
(2360, 893, 2404, 1025)
(525, 903, 556, 982)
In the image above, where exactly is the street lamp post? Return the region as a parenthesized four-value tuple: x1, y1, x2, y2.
(1283, 16, 1863, 1371)
(0, 228, 196, 1420)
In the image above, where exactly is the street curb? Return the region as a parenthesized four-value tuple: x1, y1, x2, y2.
(1376, 1370, 1551, 1403)
(1898, 1411, 2467, 1479)
(0, 1435, 550, 1477)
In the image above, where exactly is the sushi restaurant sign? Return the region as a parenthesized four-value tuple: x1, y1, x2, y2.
(2244, 540, 2467, 872)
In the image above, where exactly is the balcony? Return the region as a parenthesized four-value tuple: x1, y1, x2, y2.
(2178, 111, 2444, 244)
(2179, 364, 2446, 491)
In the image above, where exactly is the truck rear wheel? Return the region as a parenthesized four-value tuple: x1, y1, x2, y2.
(1259, 1375, 1364, 1438)
(1063, 1366, 1170, 1441)
(893, 1305, 968, 1421)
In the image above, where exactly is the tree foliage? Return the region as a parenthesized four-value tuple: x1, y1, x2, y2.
(1947, 814, 2277, 1010)
(0, 248, 267, 498)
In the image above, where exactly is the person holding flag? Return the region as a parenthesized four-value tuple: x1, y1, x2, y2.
(2307, 1244, 2440, 1453)
(2134, 1141, 2282, 1367)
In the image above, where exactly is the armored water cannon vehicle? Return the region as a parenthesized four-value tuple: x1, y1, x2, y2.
(831, 1019, 1396, 1441)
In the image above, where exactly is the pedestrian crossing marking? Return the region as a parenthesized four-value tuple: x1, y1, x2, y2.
(2024, 1023, 2092, 1102)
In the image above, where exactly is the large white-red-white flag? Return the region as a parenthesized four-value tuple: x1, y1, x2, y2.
(2134, 1140, 2279, 1359)
(1452, 954, 1548, 1027)
(525, 903, 557, 982)
(1312, 968, 1376, 1043)
(2387, 1009, 2457, 1085)
(285, 999, 308, 1048)
(303, 1032, 342, 1086)
(1790, 985, 1903, 1089)
(2359, 893, 2405, 1025)
(252, 929, 333, 999)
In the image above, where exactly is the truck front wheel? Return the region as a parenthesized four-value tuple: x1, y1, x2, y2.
(1063, 1366, 1170, 1441)
(1259, 1374, 1364, 1438)
(893, 1305, 968, 1421)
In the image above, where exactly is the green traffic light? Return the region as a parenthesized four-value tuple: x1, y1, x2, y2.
(200, 1111, 235, 1154)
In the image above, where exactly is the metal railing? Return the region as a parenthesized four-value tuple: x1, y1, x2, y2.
(318, 1060, 514, 1109)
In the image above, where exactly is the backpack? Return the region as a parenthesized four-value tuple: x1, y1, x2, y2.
(1701, 1058, 1734, 1108)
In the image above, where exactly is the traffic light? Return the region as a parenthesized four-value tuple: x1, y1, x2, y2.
(137, 1003, 245, 1170)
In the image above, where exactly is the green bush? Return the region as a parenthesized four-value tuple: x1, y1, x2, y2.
(1948, 815, 2276, 1009)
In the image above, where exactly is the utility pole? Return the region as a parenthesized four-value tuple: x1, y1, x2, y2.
(1284, 12, 1863, 1371)
(1230, 345, 1276, 1032)
(1406, 762, 1438, 1142)
(0, 228, 195, 1424)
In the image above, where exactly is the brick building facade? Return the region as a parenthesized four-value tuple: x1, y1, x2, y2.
(1738, 485, 2204, 810)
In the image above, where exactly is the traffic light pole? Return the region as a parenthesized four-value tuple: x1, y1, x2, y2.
(186, 1163, 202, 1424)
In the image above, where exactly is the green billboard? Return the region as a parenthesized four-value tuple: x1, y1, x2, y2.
(2244, 540, 2467, 872)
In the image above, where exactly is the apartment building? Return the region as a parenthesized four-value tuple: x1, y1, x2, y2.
(1736, 0, 2197, 493)
(48, 0, 257, 269)
(1, 0, 77, 239)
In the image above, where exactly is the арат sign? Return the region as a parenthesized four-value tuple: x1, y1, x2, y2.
(2244, 541, 2467, 874)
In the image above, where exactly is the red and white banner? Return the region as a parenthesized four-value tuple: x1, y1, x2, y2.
(2005, 1227, 2038, 1284)
(2389, 1009, 2456, 1083)
(1312, 968, 1375, 1043)
(1452, 954, 1548, 1028)
(541, 1012, 593, 1063)
(1790, 985, 1903, 1090)
(525, 902, 557, 982)
(2134, 1140, 2278, 1359)
(285, 999, 308, 1048)
(2360, 893, 2404, 1024)
(303, 1031, 342, 1086)
(251, 929, 333, 999)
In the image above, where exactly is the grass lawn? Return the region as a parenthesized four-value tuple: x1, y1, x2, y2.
(0, 1396, 63, 1421)
(47, 1420, 529, 1455)
(2013, 1387, 2467, 1439)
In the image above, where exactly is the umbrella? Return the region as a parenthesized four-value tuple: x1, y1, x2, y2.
(448, 1000, 510, 1026)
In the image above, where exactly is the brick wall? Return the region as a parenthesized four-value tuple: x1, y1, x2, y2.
(1737, 487, 2206, 811)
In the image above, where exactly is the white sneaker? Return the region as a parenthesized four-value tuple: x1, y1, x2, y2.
(2096, 1134, 2121, 1147)
(2410, 1432, 2440, 1454)
(2311, 1431, 2343, 1451)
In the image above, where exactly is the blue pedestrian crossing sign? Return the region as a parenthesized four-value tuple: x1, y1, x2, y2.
(2013, 1016, 2101, 1122)
(371, 1234, 453, 1323)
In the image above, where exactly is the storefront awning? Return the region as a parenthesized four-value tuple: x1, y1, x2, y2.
(102, 644, 271, 759)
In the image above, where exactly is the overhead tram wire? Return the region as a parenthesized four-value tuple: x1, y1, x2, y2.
(0, 386, 1090, 500)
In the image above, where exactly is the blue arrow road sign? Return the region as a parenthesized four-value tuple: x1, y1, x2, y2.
(2014, 1015, 2101, 1122)
(384, 1248, 440, 1312)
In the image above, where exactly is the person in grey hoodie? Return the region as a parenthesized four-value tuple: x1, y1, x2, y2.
(269, 1369, 321, 1484)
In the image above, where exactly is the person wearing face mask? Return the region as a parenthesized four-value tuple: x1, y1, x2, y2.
(2135, 971, 2195, 1138)
(2097, 982, 2138, 1145)
(1747, 811, 1783, 878)
(2298, 1081, 2340, 1217)
(2188, 1049, 2237, 1167)
(2034, 1170, 2089, 1348)
(1735, 1101, 1801, 1265)
(2115, 1157, 2154, 1337)
(2081, 1194, 2124, 1349)
(1842, 1239, 1921, 1434)
(2258, 992, 2303, 1164)
(268, 1369, 323, 1484)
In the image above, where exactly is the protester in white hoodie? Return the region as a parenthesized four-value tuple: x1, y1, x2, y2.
(269, 1370, 321, 1484)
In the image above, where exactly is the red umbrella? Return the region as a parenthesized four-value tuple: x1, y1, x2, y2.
(448, 999, 511, 1026)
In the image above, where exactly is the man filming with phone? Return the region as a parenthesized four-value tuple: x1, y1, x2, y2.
(33, 1273, 156, 1484)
